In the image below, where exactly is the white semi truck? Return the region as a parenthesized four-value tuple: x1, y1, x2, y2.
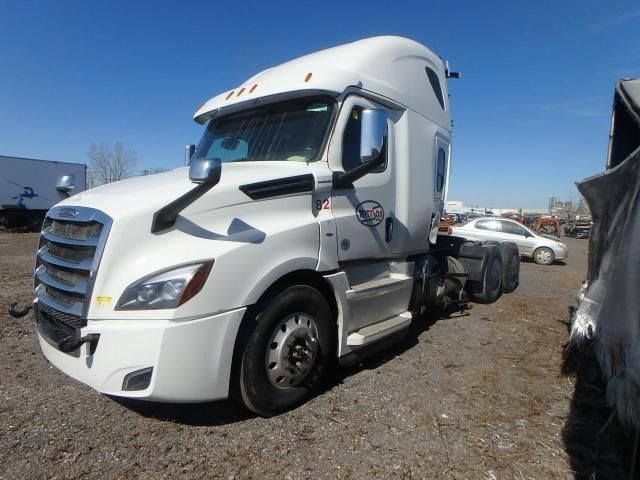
(23, 36, 519, 416)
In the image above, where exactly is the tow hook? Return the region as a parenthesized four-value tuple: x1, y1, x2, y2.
(59, 334, 100, 354)
(8, 302, 33, 318)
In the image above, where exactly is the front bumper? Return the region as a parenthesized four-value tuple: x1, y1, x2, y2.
(37, 308, 246, 402)
(555, 247, 569, 261)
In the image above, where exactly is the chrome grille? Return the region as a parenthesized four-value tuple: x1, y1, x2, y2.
(44, 263, 89, 286)
(45, 285, 84, 306)
(34, 207, 112, 346)
(47, 241, 95, 262)
(50, 219, 102, 241)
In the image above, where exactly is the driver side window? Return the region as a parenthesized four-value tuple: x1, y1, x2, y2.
(342, 106, 387, 173)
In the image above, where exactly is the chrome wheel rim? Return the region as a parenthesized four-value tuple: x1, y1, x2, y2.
(265, 313, 319, 389)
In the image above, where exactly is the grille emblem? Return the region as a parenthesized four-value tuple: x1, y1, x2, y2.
(59, 208, 79, 218)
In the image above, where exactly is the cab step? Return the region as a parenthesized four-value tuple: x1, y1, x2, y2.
(346, 311, 412, 346)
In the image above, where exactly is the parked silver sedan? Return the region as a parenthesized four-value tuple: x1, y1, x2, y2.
(450, 217, 568, 265)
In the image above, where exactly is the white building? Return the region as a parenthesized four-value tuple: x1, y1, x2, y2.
(445, 200, 464, 213)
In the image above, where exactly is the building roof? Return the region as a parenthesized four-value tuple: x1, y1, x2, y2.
(0, 154, 85, 167)
(194, 36, 451, 130)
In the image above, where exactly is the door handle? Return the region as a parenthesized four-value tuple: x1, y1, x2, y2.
(385, 217, 394, 243)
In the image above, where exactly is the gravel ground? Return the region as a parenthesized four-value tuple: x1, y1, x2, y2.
(0, 233, 589, 479)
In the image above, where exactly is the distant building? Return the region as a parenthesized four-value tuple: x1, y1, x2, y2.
(445, 200, 464, 213)
(522, 208, 548, 216)
(490, 208, 520, 216)
(576, 197, 591, 217)
(463, 206, 488, 215)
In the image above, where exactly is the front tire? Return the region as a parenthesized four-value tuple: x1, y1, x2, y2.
(533, 247, 555, 265)
(234, 285, 335, 417)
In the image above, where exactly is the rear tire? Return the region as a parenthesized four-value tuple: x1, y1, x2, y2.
(499, 242, 520, 293)
(468, 246, 503, 304)
(533, 247, 554, 265)
(233, 285, 335, 417)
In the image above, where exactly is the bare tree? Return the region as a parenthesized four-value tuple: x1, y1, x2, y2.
(87, 142, 137, 187)
(86, 167, 97, 189)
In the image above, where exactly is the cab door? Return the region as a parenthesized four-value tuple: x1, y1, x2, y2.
(328, 96, 396, 262)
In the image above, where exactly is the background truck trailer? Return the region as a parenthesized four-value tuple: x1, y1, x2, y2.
(0, 155, 86, 230)
(571, 78, 640, 428)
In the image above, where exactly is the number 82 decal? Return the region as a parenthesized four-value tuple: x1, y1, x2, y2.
(315, 198, 330, 210)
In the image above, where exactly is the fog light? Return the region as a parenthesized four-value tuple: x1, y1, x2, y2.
(122, 367, 153, 391)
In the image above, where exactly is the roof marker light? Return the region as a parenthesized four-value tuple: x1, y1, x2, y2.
(237, 87, 246, 97)
(250, 84, 258, 93)
(304, 72, 312, 82)
(225, 91, 235, 100)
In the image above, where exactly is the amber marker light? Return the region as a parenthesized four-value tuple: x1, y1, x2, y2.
(178, 262, 214, 307)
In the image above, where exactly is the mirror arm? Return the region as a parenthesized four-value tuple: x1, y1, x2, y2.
(332, 154, 385, 189)
(152, 158, 222, 234)
(151, 182, 214, 233)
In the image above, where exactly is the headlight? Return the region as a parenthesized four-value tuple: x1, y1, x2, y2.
(557, 241, 567, 249)
(116, 261, 213, 310)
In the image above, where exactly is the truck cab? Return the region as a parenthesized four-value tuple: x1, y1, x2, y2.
(31, 36, 515, 415)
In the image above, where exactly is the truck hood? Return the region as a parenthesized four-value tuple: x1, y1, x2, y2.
(58, 161, 315, 221)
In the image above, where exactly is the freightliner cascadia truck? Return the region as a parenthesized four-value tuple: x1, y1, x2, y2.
(21, 36, 519, 416)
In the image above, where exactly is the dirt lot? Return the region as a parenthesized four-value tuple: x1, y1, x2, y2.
(0, 233, 589, 479)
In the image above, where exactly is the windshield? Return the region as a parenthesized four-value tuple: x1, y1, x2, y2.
(193, 96, 335, 164)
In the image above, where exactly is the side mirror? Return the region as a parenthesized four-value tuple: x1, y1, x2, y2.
(360, 109, 388, 162)
(333, 108, 388, 189)
(185, 144, 196, 166)
(152, 157, 222, 233)
(56, 175, 75, 198)
(189, 157, 221, 185)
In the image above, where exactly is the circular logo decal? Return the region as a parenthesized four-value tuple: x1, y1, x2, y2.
(355, 201, 384, 227)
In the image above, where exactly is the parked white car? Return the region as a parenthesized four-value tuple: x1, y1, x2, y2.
(451, 217, 568, 265)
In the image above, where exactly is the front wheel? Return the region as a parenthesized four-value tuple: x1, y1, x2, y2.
(234, 285, 335, 417)
(533, 247, 555, 265)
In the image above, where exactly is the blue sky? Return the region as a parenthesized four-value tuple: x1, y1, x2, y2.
(1, 0, 638, 208)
